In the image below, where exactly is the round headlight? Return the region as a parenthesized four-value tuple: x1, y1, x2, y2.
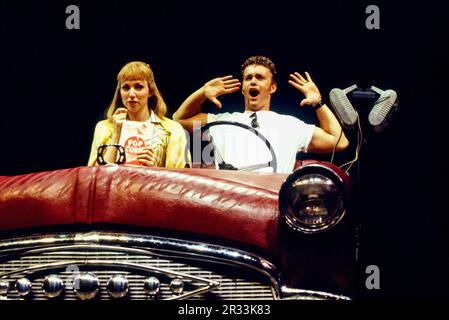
(279, 162, 349, 233)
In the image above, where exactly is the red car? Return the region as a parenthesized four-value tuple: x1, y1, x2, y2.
(0, 160, 354, 300)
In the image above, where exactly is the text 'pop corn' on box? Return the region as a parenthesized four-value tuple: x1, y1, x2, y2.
(118, 120, 155, 166)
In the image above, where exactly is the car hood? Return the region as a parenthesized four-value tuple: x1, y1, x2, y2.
(0, 166, 288, 255)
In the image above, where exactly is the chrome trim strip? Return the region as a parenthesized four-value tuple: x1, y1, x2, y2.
(0, 260, 220, 300)
(280, 286, 351, 300)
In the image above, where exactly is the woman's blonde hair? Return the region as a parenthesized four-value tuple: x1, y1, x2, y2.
(106, 61, 167, 121)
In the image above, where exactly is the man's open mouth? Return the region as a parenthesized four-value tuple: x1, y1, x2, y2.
(249, 88, 259, 97)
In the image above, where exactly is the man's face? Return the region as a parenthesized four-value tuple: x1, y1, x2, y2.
(242, 64, 277, 111)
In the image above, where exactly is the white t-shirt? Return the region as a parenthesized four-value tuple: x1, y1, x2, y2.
(206, 111, 315, 173)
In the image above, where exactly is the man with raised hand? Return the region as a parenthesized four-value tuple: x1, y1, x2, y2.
(173, 55, 348, 173)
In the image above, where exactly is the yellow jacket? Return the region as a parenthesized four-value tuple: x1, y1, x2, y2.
(88, 113, 189, 168)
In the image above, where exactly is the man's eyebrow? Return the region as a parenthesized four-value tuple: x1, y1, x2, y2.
(244, 71, 263, 78)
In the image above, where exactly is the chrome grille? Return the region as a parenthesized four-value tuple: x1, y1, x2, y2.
(0, 233, 278, 300)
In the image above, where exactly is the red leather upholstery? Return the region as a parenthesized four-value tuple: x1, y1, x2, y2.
(0, 168, 83, 229)
(0, 166, 288, 255)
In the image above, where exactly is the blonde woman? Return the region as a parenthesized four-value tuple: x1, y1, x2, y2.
(88, 61, 188, 168)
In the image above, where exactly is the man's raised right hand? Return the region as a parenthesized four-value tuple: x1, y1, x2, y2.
(203, 75, 241, 108)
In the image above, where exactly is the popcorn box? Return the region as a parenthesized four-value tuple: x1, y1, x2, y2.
(118, 120, 154, 166)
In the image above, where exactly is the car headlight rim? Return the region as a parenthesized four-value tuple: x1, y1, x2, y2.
(279, 163, 349, 234)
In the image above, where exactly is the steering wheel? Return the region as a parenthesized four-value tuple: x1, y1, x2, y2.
(193, 121, 278, 172)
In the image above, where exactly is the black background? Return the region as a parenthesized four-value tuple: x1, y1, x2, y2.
(0, 0, 447, 299)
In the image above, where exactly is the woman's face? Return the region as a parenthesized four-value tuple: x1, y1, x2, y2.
(120, 78, 151, 115)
